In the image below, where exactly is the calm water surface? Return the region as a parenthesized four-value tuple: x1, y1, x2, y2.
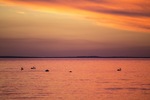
(0, 58, 150, 100)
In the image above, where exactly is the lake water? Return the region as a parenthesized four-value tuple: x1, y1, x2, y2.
(0, 58, 150, 100)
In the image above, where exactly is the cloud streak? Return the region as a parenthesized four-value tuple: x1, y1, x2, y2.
(1, 0, 150, 32)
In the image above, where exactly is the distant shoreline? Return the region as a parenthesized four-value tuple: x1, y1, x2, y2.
(0, 56, 150, 58)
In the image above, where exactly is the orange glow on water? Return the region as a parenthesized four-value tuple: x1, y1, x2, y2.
(0, 58, 150, 100)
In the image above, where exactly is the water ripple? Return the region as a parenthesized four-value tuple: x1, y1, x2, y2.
(103, 87, 150, 91)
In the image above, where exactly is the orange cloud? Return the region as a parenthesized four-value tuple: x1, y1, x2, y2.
(1, 0, 150, 32)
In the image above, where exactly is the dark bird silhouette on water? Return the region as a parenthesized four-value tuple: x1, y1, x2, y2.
(117, 68, 121, 71)
(31, 66, 36, 69)
(21, 67, 24, 71)
(45, 69, 49, 72)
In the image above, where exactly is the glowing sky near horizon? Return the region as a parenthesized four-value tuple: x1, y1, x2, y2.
(0, 0, 150, 57)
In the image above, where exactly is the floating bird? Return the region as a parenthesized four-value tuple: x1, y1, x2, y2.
(69, 71, 72, 73)
(21, 67, 24, 71)
(45, 69, 49, 72)
(117, 68, 121, 71)
(31, 66, 36, 69)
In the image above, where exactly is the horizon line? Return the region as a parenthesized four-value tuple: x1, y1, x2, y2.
(0, 56, 150, 58)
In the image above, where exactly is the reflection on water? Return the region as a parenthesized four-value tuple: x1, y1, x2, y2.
(0, 58, 150, 100)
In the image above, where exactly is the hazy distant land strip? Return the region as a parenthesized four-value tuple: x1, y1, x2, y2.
(0, 56, 150, 58)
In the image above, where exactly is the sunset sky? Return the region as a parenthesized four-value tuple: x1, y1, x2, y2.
(0, 0, 150, 57)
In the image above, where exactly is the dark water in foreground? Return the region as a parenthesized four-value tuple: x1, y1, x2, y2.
(0, 58, 150, 100)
